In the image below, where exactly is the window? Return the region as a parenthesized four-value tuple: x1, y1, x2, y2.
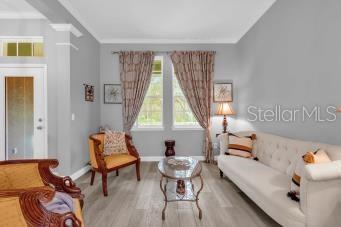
(1, 37, 44, 57)
(173, 70, 200, 128)
(135, 56, 163, 128)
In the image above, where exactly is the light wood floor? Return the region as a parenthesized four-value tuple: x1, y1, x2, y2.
(76, 162, 280, 227)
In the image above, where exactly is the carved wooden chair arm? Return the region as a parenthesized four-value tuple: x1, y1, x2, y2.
(0, 187, 81, 227)
(125, 135, 140, 159)
(37, 160, 84, 200)
(89, 135, 107, 171)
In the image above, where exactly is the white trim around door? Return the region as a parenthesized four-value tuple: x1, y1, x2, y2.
(0, 64, 48, 160)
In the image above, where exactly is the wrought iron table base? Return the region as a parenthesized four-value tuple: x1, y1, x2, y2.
(159, 175, 204, 220)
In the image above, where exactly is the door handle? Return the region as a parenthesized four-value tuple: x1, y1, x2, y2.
(37, 126, 43, 130)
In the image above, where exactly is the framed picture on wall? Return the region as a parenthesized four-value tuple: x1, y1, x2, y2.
(84, 84, 94, 102)
(104, 84, 122, 104)
(213, 82, 233, 102)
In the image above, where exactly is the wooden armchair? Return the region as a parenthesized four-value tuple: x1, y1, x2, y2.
(0, 187, 81, 227)
(0, 159, 84, 225)
(88, 132, 141, 196)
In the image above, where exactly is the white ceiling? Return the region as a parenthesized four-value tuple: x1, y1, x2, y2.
(0, 0, 45, 19)
(59, 0, 275, 43)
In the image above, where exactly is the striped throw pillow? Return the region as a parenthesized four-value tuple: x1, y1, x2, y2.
(288, 149, 331, 202)
(226, 133, 257, 158)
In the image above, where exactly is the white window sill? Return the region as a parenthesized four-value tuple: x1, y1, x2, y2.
(172, 126, 203, 131)
(131, 126, 165, 132)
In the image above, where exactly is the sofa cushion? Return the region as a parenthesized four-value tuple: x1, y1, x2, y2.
(0, 171, 11, 190)
(104, 154, 137, 169)
(0, 164, 44, 189)
(218, 155, 305, 225)
(0, 197, 28, 227)
(252, 132, 341, 178)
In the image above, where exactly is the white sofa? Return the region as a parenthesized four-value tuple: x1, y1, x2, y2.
(217, 131, 341, 227)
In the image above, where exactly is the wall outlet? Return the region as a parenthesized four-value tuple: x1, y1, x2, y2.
(213, 142, 218, 149)
(71, 113, 75, 121)
(12, 147, 18, 154)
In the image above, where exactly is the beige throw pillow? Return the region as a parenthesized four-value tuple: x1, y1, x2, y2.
(103, 130, 129, 156)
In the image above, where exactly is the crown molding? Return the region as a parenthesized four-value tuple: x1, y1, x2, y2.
(0, 12, 45, 19)
(50, 24, 83, 38)
(57, 0, 100, 42)
(100, 38, 238, 44)
(235, 0, 276, 43)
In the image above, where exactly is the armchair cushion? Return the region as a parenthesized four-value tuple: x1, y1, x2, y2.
(104, 154, 137, 169)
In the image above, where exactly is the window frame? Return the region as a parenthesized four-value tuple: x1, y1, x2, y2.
(133, 55, 164, 130)
(171, 67, 202, 130)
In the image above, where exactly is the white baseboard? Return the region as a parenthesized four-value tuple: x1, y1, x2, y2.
(140, 156, 213, 162)
(70, 165, 91, 180)
(140, 156, 163, 162)
(69, 156, 216, 180)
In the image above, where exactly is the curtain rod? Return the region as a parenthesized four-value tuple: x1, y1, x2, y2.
(111, 51, 171, 54)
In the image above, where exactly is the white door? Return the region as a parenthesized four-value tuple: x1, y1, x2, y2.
(0, 65, 47, 160)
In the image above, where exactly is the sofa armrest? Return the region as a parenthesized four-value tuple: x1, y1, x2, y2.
(217, 133, 229, 156)
(300, 161, 341, 227)
(304, 160, 341, 181)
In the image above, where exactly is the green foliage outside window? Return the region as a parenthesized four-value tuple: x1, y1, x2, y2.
(173, 76, 199, 126)
(136, 56, 199, 128)
(136, 58, 163, 127)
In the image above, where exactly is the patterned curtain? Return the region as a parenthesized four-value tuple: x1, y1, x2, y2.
(119, 51, 155, 134)
(170, 51, 216, 163)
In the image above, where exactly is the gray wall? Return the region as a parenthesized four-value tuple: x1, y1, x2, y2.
(70, 33, 100, 173)
(236, 0, 341, 145)
(27, 0, 101, 175)
(100, 44, 239, 157)
(3, 0, 339, 174)
(0, 18, 100, 175)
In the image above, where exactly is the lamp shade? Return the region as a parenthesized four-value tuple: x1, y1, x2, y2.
(216, 103, 235, 116)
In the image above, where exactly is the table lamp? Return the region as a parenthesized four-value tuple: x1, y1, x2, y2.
(216, 102, 235, 133)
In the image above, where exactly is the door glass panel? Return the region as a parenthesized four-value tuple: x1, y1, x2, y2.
(6, 43, 17, 56)
(33, 43, 44, 56)
(18, 43, 32, 56)
(5, 77, 34, 159)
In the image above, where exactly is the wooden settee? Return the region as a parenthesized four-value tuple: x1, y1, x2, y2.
(0, 159, 84, 226)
